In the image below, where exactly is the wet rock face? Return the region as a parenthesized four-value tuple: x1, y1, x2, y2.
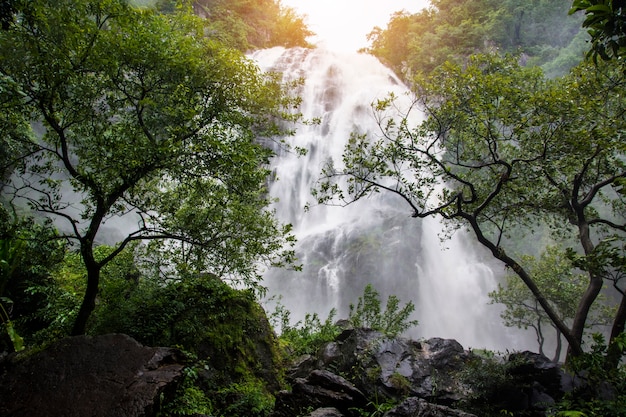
(0, 334, 185, 417)
(272, 369, 368, 417)
(281, 328, 569, 417)
(307, 329, 470, 404)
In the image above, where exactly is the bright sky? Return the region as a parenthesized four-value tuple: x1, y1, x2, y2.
(280, 0, 431, 52)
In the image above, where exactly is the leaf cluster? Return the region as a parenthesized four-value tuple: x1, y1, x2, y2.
(270, 299, 341, 357)
(570, 0, 626, 64)
(348, 284, 418, 337)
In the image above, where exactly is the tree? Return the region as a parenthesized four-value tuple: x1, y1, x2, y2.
(193, 0, 312, 50)
(348, 283, 419, 337)
(489, 246, 614, 361)
(365, 0, 584, 79)
(570, 0, 626, 61)
(271, 5, 314, 48)
(314, 53, 626, 364)
(0, 0, 297, 335)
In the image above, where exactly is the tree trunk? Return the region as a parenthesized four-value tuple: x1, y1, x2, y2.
(71, 244, 100, 336)
(567, 273, 603, 357)
(567, 221, 603, 360)
(606, 291, 626, 369)
(553, 329, 562, 363)
(465, 214, 583, 356)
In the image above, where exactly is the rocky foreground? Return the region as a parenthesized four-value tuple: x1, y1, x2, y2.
(0, 329, 573, 417)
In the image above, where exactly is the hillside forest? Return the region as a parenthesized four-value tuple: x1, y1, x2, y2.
(1, 0, 626, 416)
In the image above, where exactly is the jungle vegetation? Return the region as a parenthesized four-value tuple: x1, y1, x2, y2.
(1, 1, 626, 416)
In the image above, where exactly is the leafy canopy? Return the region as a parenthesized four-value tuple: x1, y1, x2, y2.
(366, 0, 586, 78)
(570, 0, 626, 62)
(314, 53, 626, 362)
(0, 0, 298, 334)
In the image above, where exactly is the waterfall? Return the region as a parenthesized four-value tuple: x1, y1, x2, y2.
(253, 47, 533, 352)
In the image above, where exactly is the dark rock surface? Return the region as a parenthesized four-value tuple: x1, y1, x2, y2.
(302, 328, 469, 404)
(0, 334, 185, 417)
(384, 397, 478, 417)
(306, 407, 346, 417)
(282, 328, 571, 417)
(272, 369, 367, 417)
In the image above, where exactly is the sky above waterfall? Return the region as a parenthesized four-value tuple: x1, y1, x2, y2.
(281, 0, 431, 52)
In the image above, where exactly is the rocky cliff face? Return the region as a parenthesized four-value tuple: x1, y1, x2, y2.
(0, 334, 186, 417)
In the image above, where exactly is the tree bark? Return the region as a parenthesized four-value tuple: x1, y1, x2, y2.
(71, 243, 101, 336)
(606, 291, 626, 369)
(567, 221, 603, 360)
(553, 329, 562, 363)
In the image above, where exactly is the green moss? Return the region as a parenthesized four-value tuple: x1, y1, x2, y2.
(387, 372, 411, 396)
(90, 272, 284, 416)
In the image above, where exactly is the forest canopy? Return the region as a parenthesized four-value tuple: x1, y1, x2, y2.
(1, 0, 626, 416)
(0, 0, 304, 336)
(365, 0, 588, 79)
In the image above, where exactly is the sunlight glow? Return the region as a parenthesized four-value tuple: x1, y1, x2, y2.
(280, 0, 430, 52)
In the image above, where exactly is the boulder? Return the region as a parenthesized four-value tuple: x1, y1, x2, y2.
(502, 351, 567, 412)
(272, 369, 367, 417)
(307, 407, 346, 417)
(508, 351, 565, 399)
(310, 329, 469, 404)
(281, 328, 578, 417)
(0, 334, 185, 417)
(383, 397, 478, 417)
(459, 350, 570, 416)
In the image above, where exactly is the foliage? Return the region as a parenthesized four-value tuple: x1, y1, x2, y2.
(455, 351, 531, 417)
(160, 360, 276, 417)
(568, 333, 626, 383)
(0, 212, 66, 349)
(270, 299, 341, 357)
(0, 298, 23, 351)
(0, 0, 299, 335)
(159, 365, 214, 417)
(314, 53, 626, 363)
(193, 0, 312, 50)
(213, 379, 275, 417)
(91, 270, 269, 362)
(350, 393, 396, 417)
(21, 243, 141, 344)
(553, 334, 626, 417)
(270, 285, 418, 362)
(570, 0, 626, 63)
(365, 0, 586, 78)
(489, 246, 614, 361)
(25, 251, 84, 343)
(348, 284, 418, 337)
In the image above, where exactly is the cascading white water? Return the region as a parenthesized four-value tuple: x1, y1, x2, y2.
(253, 47, 533, 352)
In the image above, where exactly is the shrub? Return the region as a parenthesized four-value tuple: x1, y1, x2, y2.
(348, 284, 418, 337)
(270, 299, 340, 357)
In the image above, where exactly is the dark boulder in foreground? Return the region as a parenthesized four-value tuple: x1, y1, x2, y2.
(0, 334, 185, 417)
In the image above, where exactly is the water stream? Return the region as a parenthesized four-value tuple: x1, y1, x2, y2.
(253, 47, 533, 352)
